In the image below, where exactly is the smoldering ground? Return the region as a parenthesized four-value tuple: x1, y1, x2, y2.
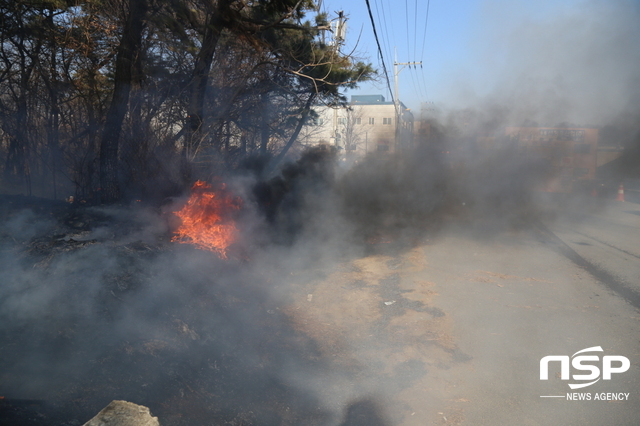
(0, 131, 553, 425)
(0, 152, 432, 425)
(0, 198, 367, 425)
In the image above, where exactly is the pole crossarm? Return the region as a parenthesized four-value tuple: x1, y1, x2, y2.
(395, 61, 422, 69)
(393, 60, 422, 113)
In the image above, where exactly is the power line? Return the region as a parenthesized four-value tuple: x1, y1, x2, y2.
(371, 0, 392, 78)
(419, 0, 431, 60)
(421, 71, 429, 101)
(405, 0, 410, 64)
(376, 0, 395, 77)
(364, 0, 395, 105)
(418, 0, 431, 102)
(413, 66, 426, 101)
(413, 0, 418, 60)
(409, 64, 420, 101)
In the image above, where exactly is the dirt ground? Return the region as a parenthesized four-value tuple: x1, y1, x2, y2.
(278, 243, 465, 425)
(279, 224, 640, 426)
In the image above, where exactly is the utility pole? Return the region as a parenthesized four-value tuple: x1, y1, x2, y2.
(332, 11, 346, 50)
(394, 47, 421, 150)
(330, 12, 346, 148)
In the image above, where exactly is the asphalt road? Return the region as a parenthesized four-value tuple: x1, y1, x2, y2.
(418, 225, 640, 425)
(544, 197, 640, 299)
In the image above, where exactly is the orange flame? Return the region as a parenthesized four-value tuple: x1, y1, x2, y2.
(171, 180, 241, 257)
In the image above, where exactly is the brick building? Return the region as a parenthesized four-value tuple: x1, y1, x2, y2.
(505, 127, 599, 193)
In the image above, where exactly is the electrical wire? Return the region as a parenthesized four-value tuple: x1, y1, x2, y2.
(405, 0, 411, 64)
(377, 0, 395, 74)
(419, 0, 431, 61)
(413, 0, 418, 60)
(418, 0, 432, 102)
(421, 69, 429, 101)
(369, 0, 430, 106)
(413, 66, 426, 101)
(364, 0, 395, 105)
(409, 65, 419, 101)
(372, 0, 393, 77)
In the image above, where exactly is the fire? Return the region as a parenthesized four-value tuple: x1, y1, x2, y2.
(171, 180, 241, 257)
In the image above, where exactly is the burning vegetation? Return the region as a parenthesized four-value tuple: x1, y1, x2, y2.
(171, 180, 242, 257)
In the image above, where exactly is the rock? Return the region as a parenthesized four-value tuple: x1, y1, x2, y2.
(82, 400, 159, 426)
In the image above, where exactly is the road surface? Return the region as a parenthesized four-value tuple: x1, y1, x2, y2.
(285, 197, 640, 425)
(545, 197, 640, 298)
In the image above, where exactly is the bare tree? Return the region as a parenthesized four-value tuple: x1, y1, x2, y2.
(340, 106, 366, 155)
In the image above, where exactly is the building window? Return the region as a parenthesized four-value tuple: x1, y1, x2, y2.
(383, 117, 392, 125)
(355, 118, 361, 125)
(377, 144, 389, 152)
(368, 117, 375, 125)
(337, 117, 346, 125)
(314, 118, 324, 126)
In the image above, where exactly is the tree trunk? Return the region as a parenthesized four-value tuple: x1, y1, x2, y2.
(4, 29, 40, 195)
(266, 93, 316, 175)
(99, 0, 147, 203)
(47, 12, 60, 199)
(260, 93, 270, 154)
(184, 1, 231, 161)
(121, 38, 146, 191)
(240, 130, 247, 154)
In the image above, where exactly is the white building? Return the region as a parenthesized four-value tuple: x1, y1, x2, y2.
(300, 95, 414, 156)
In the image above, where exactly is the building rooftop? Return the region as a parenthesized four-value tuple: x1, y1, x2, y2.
(351, 95, 387, 104)
(350, 94, 407, 109)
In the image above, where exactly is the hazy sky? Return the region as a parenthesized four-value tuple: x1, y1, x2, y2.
(321, 0, 640, 125)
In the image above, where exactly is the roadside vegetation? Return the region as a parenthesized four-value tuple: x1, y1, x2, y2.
(0, 0, 373, 203)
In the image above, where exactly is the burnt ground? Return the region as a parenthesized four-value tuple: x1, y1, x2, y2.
(0, 195, 331, 425)
(0, 194, 442, 426)
(0, 190, 474, 426)
(0, 191, 474, 426)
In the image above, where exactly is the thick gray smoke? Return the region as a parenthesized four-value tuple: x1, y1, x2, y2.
(0, 161, 402, 426)
(441, 0, 640, 127)
(414, 0, 640, 221)
(0, 131, 546, 424)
